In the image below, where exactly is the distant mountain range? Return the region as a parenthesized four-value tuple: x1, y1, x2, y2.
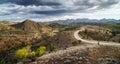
(50, 18, 120, 24)
(2, 18, 119, 32)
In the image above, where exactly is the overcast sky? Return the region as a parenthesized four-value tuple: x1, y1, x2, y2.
(0, 0, 120, 22)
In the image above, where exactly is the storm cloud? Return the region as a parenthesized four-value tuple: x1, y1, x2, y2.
(0, 0, 119, 21)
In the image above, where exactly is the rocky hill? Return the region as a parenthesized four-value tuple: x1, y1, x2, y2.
(12, 19, 41, 32)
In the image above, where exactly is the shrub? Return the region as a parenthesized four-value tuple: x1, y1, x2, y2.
(36, 46, 46, 55)
(98, 58, 118, 64)
(15, 45, 35, 59)
(29, 51, 36, 57)
(72, 40, 81, 45)
(6, 62, 13, 64)
(15, 47, 29, 59)
(16, 62, 23, 64)
(50, 45, 58, 51)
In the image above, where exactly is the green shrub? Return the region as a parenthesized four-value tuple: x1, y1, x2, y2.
(50, 45, 58, 51)
(6, 62, 13, 64)
(98, 58, 117, 64)
(15, 46, 30, 59)
(17, 62, 23, 64)
(29, 51, 36, 57)
(36, 46, 46, 55)
(72, 40, 81, 45)
(15, 45, 35, 59)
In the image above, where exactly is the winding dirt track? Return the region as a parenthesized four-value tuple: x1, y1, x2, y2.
(74, 28, 120, 46)
(30, 28, 120, 64)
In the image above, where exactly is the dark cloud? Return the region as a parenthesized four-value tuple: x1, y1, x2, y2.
(32, 9, 67, 15)
(0, 0, 61, 6)
(0, 0, 119, 21)
(98, 0, 118, 9)
(16, 0, 61, 6)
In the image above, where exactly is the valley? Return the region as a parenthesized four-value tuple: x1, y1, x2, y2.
(0, 20, 120, 64)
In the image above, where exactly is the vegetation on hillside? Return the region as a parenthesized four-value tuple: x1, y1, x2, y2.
(0, 20, 119, 64)
(79, 24, 120, 42)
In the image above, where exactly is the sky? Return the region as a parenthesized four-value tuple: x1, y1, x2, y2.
(0, 0, 120, 22)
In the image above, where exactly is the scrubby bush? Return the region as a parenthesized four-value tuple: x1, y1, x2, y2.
(15, 47, 29, 59)
(63, 26, 76, 31)
(36, 46, 46, 55)
(15, 45, 47, 60)
(15, 45, 35, 59)
(72, 40, 81, 45)
(50, 45, 58, 51)
(6, 62, 14, 64)
(29, 51, 36, 57)
(16, 62, 23, 64)
(98, 58, 118, 64)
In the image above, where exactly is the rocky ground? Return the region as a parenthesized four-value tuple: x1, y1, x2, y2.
(29, 44, 120, 64)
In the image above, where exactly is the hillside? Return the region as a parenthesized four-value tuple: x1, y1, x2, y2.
(0, 21, 16, 31)
(79, 25, 120, 42)
(12, 19, 41, 32)
(29, 45, 120, 64)
(33, 31, 81, 50)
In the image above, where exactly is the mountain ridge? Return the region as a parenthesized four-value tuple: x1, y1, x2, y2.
(49, 18, 120, 24)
